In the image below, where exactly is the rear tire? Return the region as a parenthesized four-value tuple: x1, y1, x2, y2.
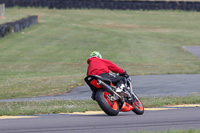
(95, 89, 119, 116)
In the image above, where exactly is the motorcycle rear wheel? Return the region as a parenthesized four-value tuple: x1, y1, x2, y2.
(95, 89, 119, 116)
(131, 94, 144, 115)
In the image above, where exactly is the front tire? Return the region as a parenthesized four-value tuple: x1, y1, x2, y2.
(131, 93, 144, 115)
(95, 89, 119, 116)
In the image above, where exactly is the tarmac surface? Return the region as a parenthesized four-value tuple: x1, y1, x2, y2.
(182, 46, 200, 59)
(0, 74, 200, 102)
(1, 107, 200, 133)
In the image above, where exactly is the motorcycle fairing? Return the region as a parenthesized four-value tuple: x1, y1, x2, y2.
(84, 75, 112, 92)
(120, 102, 134, 112)
(90, 79, 101, 89)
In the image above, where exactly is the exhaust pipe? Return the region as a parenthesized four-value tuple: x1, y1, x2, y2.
(97, 80, 122, 100)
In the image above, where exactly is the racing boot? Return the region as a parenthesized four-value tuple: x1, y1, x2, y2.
(91, 92, 96, 100)
(115, 84, 125, 94)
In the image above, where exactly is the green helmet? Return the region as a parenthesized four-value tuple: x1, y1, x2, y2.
(90, 51, 102, 59)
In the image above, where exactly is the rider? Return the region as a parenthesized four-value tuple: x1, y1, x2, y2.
(87, 51, 128, 100)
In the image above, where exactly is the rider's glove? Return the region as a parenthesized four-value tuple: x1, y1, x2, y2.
(119, 70, 128, 77)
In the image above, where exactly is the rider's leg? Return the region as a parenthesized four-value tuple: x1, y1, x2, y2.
(98, 73, 133, 104)
(99, 73, 126, 93)
(99, 73, 124, 85)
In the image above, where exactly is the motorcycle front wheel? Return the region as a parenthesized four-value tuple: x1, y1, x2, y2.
(131, 93, 144, 115)
(95, 89, 119, 116)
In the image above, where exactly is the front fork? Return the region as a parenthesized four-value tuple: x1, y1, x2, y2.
(124, 79, 141, 106)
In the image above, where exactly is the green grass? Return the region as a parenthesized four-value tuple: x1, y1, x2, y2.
(140, 93, 200, 107)
(0, 94, 199, 116)
(0, 8, 200, 99)
(0, 100, 99, 116)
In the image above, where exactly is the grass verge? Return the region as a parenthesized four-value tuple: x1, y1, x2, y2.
(0, 94, 199, 116)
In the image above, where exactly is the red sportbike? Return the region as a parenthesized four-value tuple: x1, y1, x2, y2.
(84, 74, 144, 116)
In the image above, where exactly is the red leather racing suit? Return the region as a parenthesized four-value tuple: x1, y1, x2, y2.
(87, 57, 123, 76)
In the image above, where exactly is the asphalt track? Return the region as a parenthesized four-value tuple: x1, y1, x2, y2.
(0, 107, 200, 133)
(182, 46, 200, 59)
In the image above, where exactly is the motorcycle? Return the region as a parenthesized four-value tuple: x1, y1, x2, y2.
(84, 74, 144, 116)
